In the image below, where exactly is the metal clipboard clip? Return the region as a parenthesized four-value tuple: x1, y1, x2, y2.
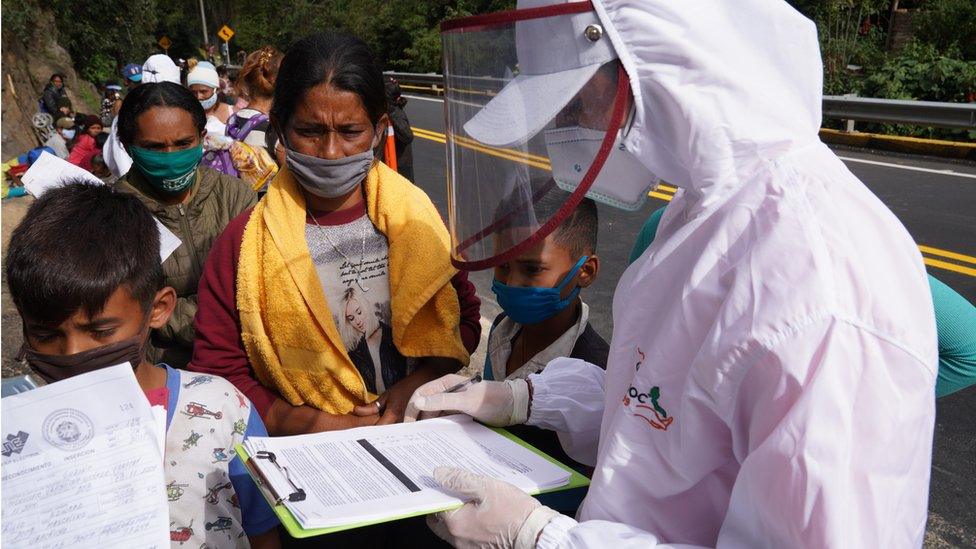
(255, 450, 307, 504)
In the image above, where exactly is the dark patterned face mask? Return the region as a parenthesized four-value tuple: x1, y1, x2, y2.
(19, 334, 146, 384)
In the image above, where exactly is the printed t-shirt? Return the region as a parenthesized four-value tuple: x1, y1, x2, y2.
(160, 365, 278, 547)
(304, 202, 409, 395)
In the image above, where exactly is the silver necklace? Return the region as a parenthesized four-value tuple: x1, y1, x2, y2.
(308, 213, 370, 293)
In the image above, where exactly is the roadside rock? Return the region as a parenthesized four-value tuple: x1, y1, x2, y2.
(1, 10, 99, 159)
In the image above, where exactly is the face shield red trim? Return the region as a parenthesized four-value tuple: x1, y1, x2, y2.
(441, 1, 594, 33)
(450, 64, 630, 271)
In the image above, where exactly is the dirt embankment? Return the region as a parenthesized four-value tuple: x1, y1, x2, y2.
(1, 10, 99, 159)
(1, 197, 33, 377)
(1, 9, 98, 374)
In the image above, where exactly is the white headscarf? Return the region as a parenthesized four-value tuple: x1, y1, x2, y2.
(187, 61, 219, 89)
(141, 54, 181, 85)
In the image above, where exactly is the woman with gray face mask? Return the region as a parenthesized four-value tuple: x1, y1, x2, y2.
(188, 31, 483, 448)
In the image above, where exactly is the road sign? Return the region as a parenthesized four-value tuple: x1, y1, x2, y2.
(158, 35, 171, 50)
(217, 25, 235, 42)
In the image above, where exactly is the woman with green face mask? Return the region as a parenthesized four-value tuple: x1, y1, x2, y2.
(115, 81, 257, 368)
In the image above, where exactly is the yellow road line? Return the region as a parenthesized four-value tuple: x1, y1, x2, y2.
(918, 245, 976, 266)
(923, 258, 976, 277)
(412, 127, 974, 278)
(415, 127, 551, 165)
(415, 127, 550, 171)
(412, 129, 446, 143)
(454, 135, 551, 165)
(412, 128, 443, 138)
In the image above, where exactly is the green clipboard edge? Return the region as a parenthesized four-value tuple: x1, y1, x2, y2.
(235, 426, 590, 538)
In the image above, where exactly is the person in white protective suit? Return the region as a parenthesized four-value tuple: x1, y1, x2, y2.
(404, 0, 938, 547)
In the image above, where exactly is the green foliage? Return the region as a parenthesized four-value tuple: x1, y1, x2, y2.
(804, 0, 890, 95)
(79, 53, 117, 86)
(75, 82, 101, 113)
(859, 40, 976, 139)
(822, 27, 887, 96)
(791, 0, 975, 140)
(233, 0, 321, 54)
(49, 0, 157, 84)
(864, 41, 976, 102)
(1, 0, 40, 39)
(229, 0, 511, 73)
(912, 0, 976, 59)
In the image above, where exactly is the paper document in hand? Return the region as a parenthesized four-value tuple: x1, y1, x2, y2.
(1, 364, 170, 548)
(243, 414, 570, 530)
(21, 151, 102, 196)
(19, 152, 180, 263)
(154, 218, 182, 262)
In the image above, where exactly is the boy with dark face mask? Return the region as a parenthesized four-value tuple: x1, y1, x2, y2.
(6, 182, 280, 548)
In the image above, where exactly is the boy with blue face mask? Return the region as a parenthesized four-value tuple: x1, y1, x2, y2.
(486, 190, 607, 513)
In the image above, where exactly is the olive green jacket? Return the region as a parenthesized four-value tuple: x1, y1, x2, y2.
(115, 166, 257, 367)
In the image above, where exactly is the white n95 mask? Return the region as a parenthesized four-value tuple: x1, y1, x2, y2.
(545, 125, 657, 211)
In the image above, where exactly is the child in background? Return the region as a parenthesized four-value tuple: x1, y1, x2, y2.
(90, 154, 114, 183)
(485, 189, 608, 514)
(66, 114, 102, 171)
(5, 182, 279, 549)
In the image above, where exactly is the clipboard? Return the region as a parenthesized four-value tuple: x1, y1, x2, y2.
(235, 426, 591, 538)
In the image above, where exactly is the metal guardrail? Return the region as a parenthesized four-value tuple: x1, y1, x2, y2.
(387, 72, 444, 87)
(387, 72, 976, 131)
(822, 96, 976, 130)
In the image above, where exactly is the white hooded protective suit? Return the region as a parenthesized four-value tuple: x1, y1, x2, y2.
(519, 1, 937, 547)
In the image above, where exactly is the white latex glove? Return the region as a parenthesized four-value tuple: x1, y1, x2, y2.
(428, 467, 560, 549)
(403, 373, 529, 426)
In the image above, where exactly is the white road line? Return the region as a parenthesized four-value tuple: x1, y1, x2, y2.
(407, 94, 976, 179)
(836, 156, 976, 180)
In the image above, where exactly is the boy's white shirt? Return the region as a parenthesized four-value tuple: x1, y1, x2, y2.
(151, 405, 167, 453)
(164, 368, 256, 548)
(487, 302, 591, 382)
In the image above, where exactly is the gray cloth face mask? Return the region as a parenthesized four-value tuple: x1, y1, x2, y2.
(285, 147, 374, 199)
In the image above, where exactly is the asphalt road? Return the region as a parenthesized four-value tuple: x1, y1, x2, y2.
(401, 93, 976, 546)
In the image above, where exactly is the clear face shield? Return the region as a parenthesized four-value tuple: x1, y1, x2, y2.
(442, 1, 650, 270)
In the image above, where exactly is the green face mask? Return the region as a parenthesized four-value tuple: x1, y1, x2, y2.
(129, 144, 203, 193)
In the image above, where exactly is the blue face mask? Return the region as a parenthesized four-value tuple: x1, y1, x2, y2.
(199, 89, 218, 111)
(491, 256, 588, 325)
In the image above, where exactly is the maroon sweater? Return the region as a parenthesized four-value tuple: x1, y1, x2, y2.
(187, 203, 482, 417)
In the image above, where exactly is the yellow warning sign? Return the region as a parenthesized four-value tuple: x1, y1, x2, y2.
(158, 35, 172, 50)
(217, 25, 235, 42)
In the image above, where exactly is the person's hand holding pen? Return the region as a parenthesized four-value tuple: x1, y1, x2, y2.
(403, 373, 531, 427)
(351, 359, 465, 425)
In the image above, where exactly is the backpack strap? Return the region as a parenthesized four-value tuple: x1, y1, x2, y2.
(482, 313, 508, 381)
(227, 112, 268, 141)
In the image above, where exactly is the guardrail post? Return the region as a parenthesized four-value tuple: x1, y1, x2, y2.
(842, 94, 857, 133)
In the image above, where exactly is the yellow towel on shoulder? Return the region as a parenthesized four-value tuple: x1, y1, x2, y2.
(237, 162, 469, 414)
